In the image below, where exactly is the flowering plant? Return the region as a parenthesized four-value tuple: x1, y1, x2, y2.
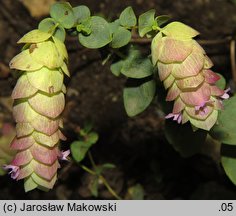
(3, 2, 236, 194)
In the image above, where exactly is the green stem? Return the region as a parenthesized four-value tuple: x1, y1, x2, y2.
(99, 175, 122, 200)
(88, 151, 96, 169)
(80, 152, 122, 200)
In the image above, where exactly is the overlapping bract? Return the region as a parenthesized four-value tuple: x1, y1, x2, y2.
(9, 29, 69, 192)
(152, 22, 228, 131)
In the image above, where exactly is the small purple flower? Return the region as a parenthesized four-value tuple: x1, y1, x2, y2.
(221, 88, 230, 100)
(3, 164, 19, 179)
(59, 150, 70, 161)
(165, 113, 182, 124)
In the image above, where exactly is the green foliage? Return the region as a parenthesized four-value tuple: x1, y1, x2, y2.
(215, 73, 226, 90)
(95, 163, 116, 175)
(110, 26, 131, 48)
(128, 184, 145, 200)
(165, 121, 207, 157)
(155, 15, 170, 27)
(73, 5, 91, 24)
(38, 18, 66, 42)
(78, 16, 112, 49)
(138, 9, 156, 37)
(110, 47, 154, 78)
(89, 177, 99, 197)
(123, 78, 156, 117)
(50, 2, 76, 29)
(221, 144, 236, 186)
(210, 96, 236, 145)
(71, 132, 99, 163)
(110, 60, 124, 77)
(89, 163, 116, 197)
(119, 7, 137, 28)
(138, 11, 170, 37)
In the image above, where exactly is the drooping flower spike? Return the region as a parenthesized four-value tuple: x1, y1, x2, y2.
(8, 29, 70, 192)
(152, 22, 229, 131)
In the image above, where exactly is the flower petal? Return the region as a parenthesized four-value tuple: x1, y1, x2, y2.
(33, 130, 61, 147)
(27, 67, 63, 94)
(158, 62, 173, 81)
(11, 150, 32, 166)
(176, 73, 204, 90)
(12, 74, 38, 99)
(9, 49, 43, 71)
(203, 69, 220, 84)
(30, 41, 63, 69)
(10, 136, 34, 150)
(163, 74, 175, 89)
(158, 37, 193, 63)
(172, 52, 204, 78)
(180, 83, 211, 106)
(30, 144, 59, 165)
(173, 97, 185, 113)
(33, 160, 59, 181)
(151, 32, 163, 66)
(28, 92, 65, 118)
(16, 123, 34, 138)
(31, 172, 57, 189)
(188, 109, 218, 130)
(166, 83, 181, 101)
(17, 30, 52, 44)
(185, 105, 213, 120)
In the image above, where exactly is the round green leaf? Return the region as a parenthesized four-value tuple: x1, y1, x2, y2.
(121, 57, 154, 79)
(119, 6, 137, 28)
(110, 26, 131, 48)
(222, 156, 236, 186)
(38, 18, 66, 42)
(50, 2, 76, 29)
(71, 141, 89, 163)
(38, 18, 56, 33)
(221, 144, 236, 185)
(123, 78, 156, 117)
(53, 26, 66, 42)
(73, 5, 91, 23)
(109, 20, 120, 34)
(110, 61, 124, 77)
(210, 96, 236, 145)
(138, 9, 155, 37)
(155, 15, 170, 27)
(79, 16, 112, 49)
(165, 121, 207, 157)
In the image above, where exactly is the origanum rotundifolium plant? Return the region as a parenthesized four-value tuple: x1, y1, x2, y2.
(3, 2, 236, 194)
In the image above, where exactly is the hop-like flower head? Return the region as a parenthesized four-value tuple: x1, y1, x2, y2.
(152, 22, 229, 131)
(8, 29, 70, 192)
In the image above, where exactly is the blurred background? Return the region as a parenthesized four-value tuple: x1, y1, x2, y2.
(1, 0, 236, 199)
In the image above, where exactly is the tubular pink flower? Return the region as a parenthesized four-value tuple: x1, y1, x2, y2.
(3, 164, 20, 179)
(165, 113, 182, 124)
(152, 22, 229, 130)
(9, 29, 70, 192)
(59, 150, 70, 161)
(221, 88, 230, 99)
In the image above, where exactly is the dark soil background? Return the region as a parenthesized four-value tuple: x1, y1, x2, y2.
(1, 0, 236, 200)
